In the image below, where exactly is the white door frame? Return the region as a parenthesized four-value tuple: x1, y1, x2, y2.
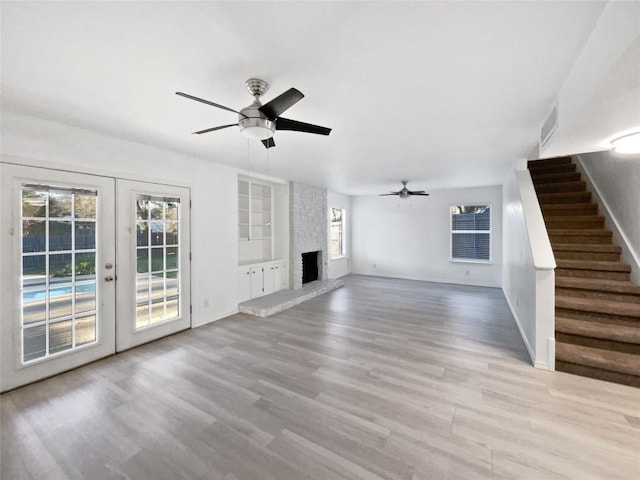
(0, 164, 116, 392)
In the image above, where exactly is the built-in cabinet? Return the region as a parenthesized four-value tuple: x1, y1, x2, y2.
(238, 260, 287, 303)
(238, 176, 288, 304)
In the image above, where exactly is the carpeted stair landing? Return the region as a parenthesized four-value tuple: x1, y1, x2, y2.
(529, 156, 640, 387)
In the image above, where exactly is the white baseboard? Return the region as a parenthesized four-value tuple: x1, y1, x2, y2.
(193, 308, 239, 328)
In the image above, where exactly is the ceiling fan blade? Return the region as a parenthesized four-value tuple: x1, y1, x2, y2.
(261, 138, 276, 149)
(276, 117, 332, 135)
(410, 193, 430, 196)
(379, 193, 399, 196)
(176, 92, 246, 117)
(259, 88, 304, 119)
(408, 190, 426, 194)
(192, 124, 238, 135)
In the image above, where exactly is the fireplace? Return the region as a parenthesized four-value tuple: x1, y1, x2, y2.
(302, 251, 320, 284)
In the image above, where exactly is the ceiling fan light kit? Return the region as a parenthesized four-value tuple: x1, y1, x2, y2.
(176, 77, 331, 148)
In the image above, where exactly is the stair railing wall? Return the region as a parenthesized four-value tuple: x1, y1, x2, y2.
(574, 153, 640, 285)
(502, 166, 556, 370)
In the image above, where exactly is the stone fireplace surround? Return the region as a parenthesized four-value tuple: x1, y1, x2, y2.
(289, 181, 328, 290)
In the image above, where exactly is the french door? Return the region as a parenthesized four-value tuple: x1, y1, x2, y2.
(0, 164, 191, 392)
(115, 180, 191, 351)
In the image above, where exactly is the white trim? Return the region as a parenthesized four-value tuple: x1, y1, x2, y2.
(329, 207, 346, 260)
(574, 155, 640, 284)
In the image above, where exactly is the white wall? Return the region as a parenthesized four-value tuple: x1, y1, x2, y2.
(543, 1, 640, 157)
(502, 167, 556, 370)
(327, 190, 352, 279)
(577, 151, 640, 284)
(352, 185, 502, 287)
(1, 110, 239, 327)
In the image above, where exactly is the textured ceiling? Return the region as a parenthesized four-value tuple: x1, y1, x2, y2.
(1, 1, 613, 194)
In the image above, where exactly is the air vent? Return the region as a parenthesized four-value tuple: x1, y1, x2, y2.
(540, 104, 558, 147)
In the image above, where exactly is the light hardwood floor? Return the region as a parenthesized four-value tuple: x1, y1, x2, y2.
(2, 275, 639, 479)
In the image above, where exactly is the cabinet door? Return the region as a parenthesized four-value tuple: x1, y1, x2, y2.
(238, 267, 251, 303)
(272, 263, 283, 292)
(263, 265, 275, 295)
(250, 267, 263, 298)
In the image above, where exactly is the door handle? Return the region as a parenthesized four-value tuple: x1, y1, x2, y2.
(105, 275, 114, 282)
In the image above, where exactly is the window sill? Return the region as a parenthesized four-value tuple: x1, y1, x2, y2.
(330, 255, 347, 261)
(450, 259, 492, 265)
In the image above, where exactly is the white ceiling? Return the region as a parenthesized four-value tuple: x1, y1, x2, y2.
(1, 1, 614, 195)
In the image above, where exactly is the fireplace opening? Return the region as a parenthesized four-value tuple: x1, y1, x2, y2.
(302, 251, 320, 284)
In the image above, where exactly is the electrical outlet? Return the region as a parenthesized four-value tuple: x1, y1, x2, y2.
(465, 270, 470, 276)
(202, 299, 209, 308)
(373, 263, 377, 269)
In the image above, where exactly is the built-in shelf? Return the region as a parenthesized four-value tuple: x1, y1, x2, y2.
(239, 175, 274, 265)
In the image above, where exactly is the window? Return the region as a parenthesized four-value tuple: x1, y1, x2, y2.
(20, 185, 99, 363)
(450, 205, 491, 262)
(330, 207, 345, 259)
(135, 195, 181, 329)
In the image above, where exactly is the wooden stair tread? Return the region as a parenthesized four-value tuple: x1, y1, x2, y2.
(555, 342, 640, 376)
(548, 229, 611, 236)
(556, 317, 640, 343)
(541, 203, 598, 216)
(534, 181, 586, 193)
(527, 164, 577, 175)
(552, 244, 621, 253)
(544, 215, 603, 222)
(527, 156, 572, 167)
(555, 361, 640, 387)
(555, 276, 640, 294)
(530, 171, 581, 183)
(556, 295, 640, 318)
(537, 191, 591, 201)
(555, 259, 630, 272)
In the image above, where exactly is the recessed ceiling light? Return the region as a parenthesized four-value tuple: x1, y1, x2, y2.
(610, 131, 640, 154)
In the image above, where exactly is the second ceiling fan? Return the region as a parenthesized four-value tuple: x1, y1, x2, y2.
(380, 181, 430, 199)
(176, 78, 331, 149)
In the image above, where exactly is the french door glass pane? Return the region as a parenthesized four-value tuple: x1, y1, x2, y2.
(20, 185, 99, 363)
(134, 196, 180, 330)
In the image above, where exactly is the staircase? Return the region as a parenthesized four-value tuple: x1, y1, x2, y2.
(529, 156, 640, 387)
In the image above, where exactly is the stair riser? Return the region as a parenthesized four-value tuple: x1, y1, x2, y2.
(555, 342, 640, 376)
(556, 268, 629, 281)
(551, 235, 612, 245)
(555, 317, 640, 343)
(556, 287, 640, 304)
(556, 333, 640, 355)
(555, 361, 640, 387)
(542, 205, 598, 216)
(537, 192, 592, 204)
(545, 219, 605, 229)
(555, 308, 640, 327)
(530, 172, 582, 184)
(535, 182, 586, 194)
(553, 251, 620, 261)
(527, 164, 577, 175)
(528, 157, 572, 167)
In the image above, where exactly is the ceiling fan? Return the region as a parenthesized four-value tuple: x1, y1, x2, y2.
(176, 78, 331, 149)
(380, 181, 430, 199)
